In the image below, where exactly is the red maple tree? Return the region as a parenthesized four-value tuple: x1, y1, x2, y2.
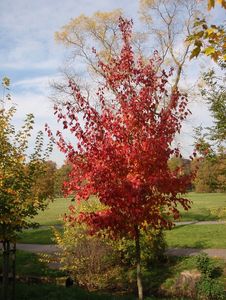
(50, 18, 193, 299)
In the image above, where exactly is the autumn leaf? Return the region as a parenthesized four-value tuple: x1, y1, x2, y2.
(204, 46, 216, 55)
(190, 46, 201, 59)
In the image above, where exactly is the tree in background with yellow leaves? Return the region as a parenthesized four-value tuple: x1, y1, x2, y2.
(0, 77, 53, 300)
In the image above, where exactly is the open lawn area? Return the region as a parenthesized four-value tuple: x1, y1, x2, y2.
(30, 197, 74, 226)
(179, 193, 226, 221)
(31, 193, 226, 226)
(19, 193, 226, 248)
(165, 224, 226, 248)
(18, 223, 226, 249)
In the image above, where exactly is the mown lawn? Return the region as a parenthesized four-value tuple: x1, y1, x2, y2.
(18, 193, 226, 247)
(165, 224, 226, 248)
(29, 193, 226, 226)
(29, 197, 74, 226)
(18, 227, 58, 244)
(18, 223, 226, 249)
(0, 250, 63, 278)
(179, 192, 226, 221)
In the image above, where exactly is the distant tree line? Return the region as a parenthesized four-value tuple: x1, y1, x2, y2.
(168, 155, 226, 193)
(39, 155, 225, 197)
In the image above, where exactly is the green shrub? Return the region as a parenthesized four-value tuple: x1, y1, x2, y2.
(196, 253, 223, 279)
(196, 276, 225, 300)
(195, 253, 225, 299)
(114, 227, 167, 268)
(50, 199, 167, 293)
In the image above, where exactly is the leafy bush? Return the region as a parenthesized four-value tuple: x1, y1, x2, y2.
(50, 200, 167, 292)
(196, 253, 223, 279)
(52, 221, 121, 290)
(195, 253, 225, 299)
(114, 227, 167, 267)
(196, 276, 225, 300)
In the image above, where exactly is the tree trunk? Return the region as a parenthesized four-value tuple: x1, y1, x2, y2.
(11, 243, 16, 300)
(134, 225, 143, 300)
(2, 240, 10, 300)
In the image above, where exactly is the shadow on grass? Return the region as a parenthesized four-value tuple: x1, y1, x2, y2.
(0, 283, 138, 300)
(0, 250, 64, 278)
(141, 255, 196, 298)
(179, 211, 219, 222)
(167, 240, 210, 250)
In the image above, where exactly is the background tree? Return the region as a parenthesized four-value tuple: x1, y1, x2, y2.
(54, 162, 72, 197)
(187, 0, 226, 63)
(53, 0, 201, 108)
(192, 151, 226, 192)
(50, 19, 193, 300)
(139, 0, 200, 89)
(0, 78, 53, 300)
(32, 160, 57, 199)
(200, 70, 226, 143)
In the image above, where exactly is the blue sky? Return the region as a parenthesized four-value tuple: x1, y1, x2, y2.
(0, 0, 223, 166)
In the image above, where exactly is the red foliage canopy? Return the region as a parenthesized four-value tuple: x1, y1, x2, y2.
(50, 18, 193, 238)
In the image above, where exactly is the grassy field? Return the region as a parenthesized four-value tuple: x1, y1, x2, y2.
(18, 223, 226, 248)
(165, 224, 226, 248)
(0, 250, 63, 278)
(179, 193, 226, 221)
(30, 197, 74, 226)
(18, 193, 226, 248)
(31, 193, 226, 226)
(18, 227, 58, 244)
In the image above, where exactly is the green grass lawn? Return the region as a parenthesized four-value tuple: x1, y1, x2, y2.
(18, 223, 226, 248)
(18, 227, 58, 244)
(18, 193, 226, 247)
(30, 193, 226, 226)
(0, 250, 63, 278)
(179, 192, 226, 221)
(30, 197, 74, 226)
(165, 224, 226, 248)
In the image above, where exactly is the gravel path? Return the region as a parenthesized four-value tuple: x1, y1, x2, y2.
(13, 221, 226, 261)
(175, 220, 226, 226)
(166, 248, 226, 260)
(33, 220, 226, 230)
(16, 244, 226, 260)
(17, 243, 59, 253)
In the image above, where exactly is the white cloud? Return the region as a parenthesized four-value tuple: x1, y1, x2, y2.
(14, 74, 58, 92)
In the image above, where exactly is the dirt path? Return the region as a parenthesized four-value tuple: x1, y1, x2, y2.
(166, 248, 226, 260)
(175, 220, 226, 226)
(17, 243, 58, 253)
(35, 220, 226, 230)
(16, 243, 226, 260)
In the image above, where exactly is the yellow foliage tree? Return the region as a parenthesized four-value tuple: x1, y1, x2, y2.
(0, 77, 53, 300)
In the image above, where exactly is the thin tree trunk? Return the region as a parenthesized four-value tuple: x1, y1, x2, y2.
(2, 240, 10, 300)
(134, 225, 143, 300)
(11, 242, 16, 300)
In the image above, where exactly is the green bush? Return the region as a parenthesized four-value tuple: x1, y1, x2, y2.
(50, 200, 167, 293)
(195, 253, 225, 299)
(196, 253, 223, 279)
(196, 276, 225, 300)
(114, 227, 167, 267)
